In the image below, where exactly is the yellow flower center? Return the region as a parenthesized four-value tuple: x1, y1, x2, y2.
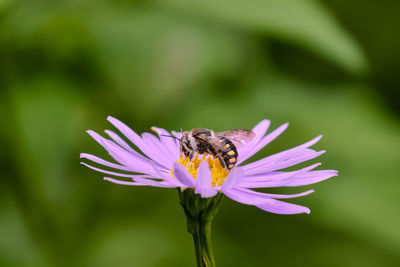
(170, 154, 229, 187)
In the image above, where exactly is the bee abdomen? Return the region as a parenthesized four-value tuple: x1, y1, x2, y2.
(217, 137, 238, 170)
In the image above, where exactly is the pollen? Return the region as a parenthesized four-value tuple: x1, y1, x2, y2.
(170, 154, 229, 187)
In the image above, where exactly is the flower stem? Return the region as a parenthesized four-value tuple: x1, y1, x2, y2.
(177, 188, 223, 267)
(190, 217, 215, 266)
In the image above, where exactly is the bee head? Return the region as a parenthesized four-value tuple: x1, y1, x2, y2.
(180, 131, 193, 155)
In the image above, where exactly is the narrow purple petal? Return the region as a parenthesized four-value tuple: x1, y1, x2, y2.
(285, 170, 338, 187)
(221, 167, 243, 191)
(240, 188, 315, 199)
(223, 187, 311, 214)
(226, 187, 313, 201)
(195, 161, 217, 198)
(243, 150, 325, 175)
(252, 119, 271, 137)
(243, 135, 322, 170)
(107, 116, 144, 148)
(148, 160, 183, 187)
(241, 170, 337, 188)
(151, 127, 180, 159)
(87, 130, 162, 175)
(104, 177, 177, 187)
(80, 153, 131, 171)
(86, 131, 153, 169)
(222, 187, 273, 205)
(237, 120, 270, 161)
(104, 130, 172, 173)
(247, 123, 289, 157)
(173, 163, 195, 187)
(238, 123, 289, 164)
(256, 200, 311, 214)
(104, 130, 148, 160)
(239, 163, 321, 187)
(142, 133, 175, 167)
(81, 162, 140, 178)
(133, 177, 178, 187)
(107, 116, 172, 168)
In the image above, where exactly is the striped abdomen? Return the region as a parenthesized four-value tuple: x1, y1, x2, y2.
(215, 137, 238, 170)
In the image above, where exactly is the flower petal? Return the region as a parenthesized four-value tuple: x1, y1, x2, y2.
(81, 162, 140, 178)
(173, 163, 195, 187)
(80, 153, 131, 171)
(239, 188, 315, 199)
(221, 167, 243, 191)
(222, 187, 272, 205)
(86, 130, 159, 175)
(142, 132, 175, 168)
(252, 119, 271, 137)
(104, 177, 177, 187)
(151, 127, 180, 159)
(104, 130, 148, 160)
(238, 123, 288, 164)
(107, 116, 172, 168)
(239, 170, 337, 188)
(107, 116, 144, 147)
(243, 135, 322, 171)
(223, 186, 313, 214)
(143, 160, 184, 187)
(284, 170, 338, 187)
(273, 135, 322, 160)
(256, 200, 311, 214)
(243, 150, 325, 175)
(236, 119, 270, 161)
(195, 161, 217, 198)
(239, 163, 321, 187)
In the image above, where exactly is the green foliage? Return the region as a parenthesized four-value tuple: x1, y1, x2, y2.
(1, 0, 399, 266)
(158, 0, 367, 74)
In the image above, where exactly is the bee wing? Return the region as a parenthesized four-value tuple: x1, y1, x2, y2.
(215, 129, 255, 148)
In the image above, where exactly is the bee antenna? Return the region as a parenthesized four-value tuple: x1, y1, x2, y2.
(160, 134, 179, 140)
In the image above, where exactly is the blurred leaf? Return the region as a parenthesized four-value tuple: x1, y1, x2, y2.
(6, 77, 88, 266)
(0, 0, 12, 12)
(85, 6, 247, 119)
(0, 199, 51, 267)
(9, 78, 82, 202)
(85, 220, 181, 267)
(157, 0, 367, 74)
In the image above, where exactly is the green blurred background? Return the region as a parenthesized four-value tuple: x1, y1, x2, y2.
(1, 0, 400, 266)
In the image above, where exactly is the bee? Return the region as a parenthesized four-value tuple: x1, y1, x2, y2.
(179, 128, 255, 170)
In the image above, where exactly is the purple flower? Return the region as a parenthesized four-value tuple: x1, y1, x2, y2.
(81, 116, 337, 215)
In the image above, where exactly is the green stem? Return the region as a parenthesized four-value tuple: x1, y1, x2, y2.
(190, 219, 215, 267)
(178, 188, 223, 267)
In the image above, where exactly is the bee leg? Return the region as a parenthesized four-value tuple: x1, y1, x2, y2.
(189, 151, 196, 161)
(217, 156, 228, 170)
